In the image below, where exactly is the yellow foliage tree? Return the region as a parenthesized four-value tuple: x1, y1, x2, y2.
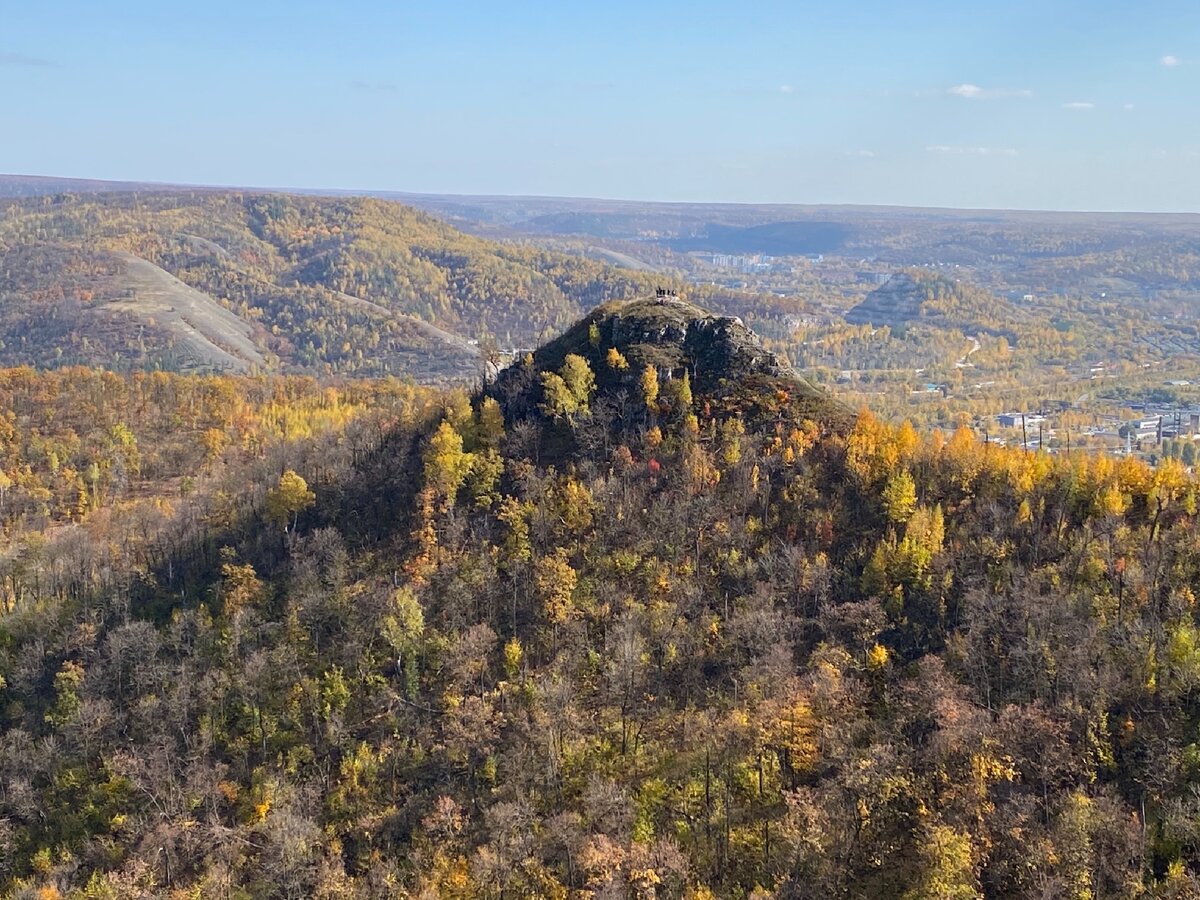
(904, 824, 981, 900)
(882, 469, 918, 525)
(535, 548, 578, 626)
(764, 682, 819, 785)
(424, 421, 474, 505)
(476, 396, 506, 451)
(265, 469, 315, 532)
(640, 365, 660, 412)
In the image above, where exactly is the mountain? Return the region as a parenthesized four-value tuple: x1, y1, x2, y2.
(4, 296, 1200, 895)
(0, 191, 666, 379)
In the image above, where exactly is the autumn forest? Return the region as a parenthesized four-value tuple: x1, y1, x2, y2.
(2, 187, 1200, 900)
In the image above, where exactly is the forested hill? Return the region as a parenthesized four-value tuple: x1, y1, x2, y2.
(845, 269, 1026, 337)
(0, 191, 666, 379)
(5, 298, 1200, 896)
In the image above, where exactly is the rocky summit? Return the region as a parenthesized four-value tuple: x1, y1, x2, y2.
(490, 293, 853, 431)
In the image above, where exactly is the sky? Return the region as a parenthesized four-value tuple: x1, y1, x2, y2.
(2, 0, 1199, 212)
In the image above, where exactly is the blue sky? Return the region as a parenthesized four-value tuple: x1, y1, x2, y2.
(2, 0, 1198, 211)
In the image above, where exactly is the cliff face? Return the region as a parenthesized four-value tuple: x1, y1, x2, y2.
(606, 297, 794, 385)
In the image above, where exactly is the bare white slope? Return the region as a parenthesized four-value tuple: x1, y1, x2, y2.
(103, 253, 265, 372)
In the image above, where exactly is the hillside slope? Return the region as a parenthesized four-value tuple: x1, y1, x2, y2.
(0, 191, 664, 378)
(104, 252, 266, 372)
(844, 269, 1025, 336)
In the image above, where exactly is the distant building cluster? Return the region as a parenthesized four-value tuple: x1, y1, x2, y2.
(708, 253, 776, 273)
(988, 409, 1200, 459)
(998, 412, 1046, 429)
(852, 270, 894, 286)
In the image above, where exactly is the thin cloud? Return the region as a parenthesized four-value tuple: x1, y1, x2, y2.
(1062, 101, 1095, 110)
(947, 83, 1032, 99)
(1123, 103, 1135, 111)
(1161, 55, 1182, 67)
(730, 84, 803, 97)
(927, 145, 1018, 156)
(0, 50, 58, 67)
(1152, 148, 1200, 160)
(349, 80, 398, 93)
(846, 149, 876, 158)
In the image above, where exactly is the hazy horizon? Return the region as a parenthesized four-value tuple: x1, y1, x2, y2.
(9, 170, 1200, 219)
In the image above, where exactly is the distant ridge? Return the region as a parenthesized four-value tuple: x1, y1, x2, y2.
(5, 174, 1200, 222)
(0, 173, 184, 198)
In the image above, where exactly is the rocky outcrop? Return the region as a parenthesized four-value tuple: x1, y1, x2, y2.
(497, 296, 792, 389)
(489, 294, 852, 430)
(680, 309, 794, 386)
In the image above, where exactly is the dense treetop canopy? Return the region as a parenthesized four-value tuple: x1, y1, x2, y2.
(2, 301, 1200, 897)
